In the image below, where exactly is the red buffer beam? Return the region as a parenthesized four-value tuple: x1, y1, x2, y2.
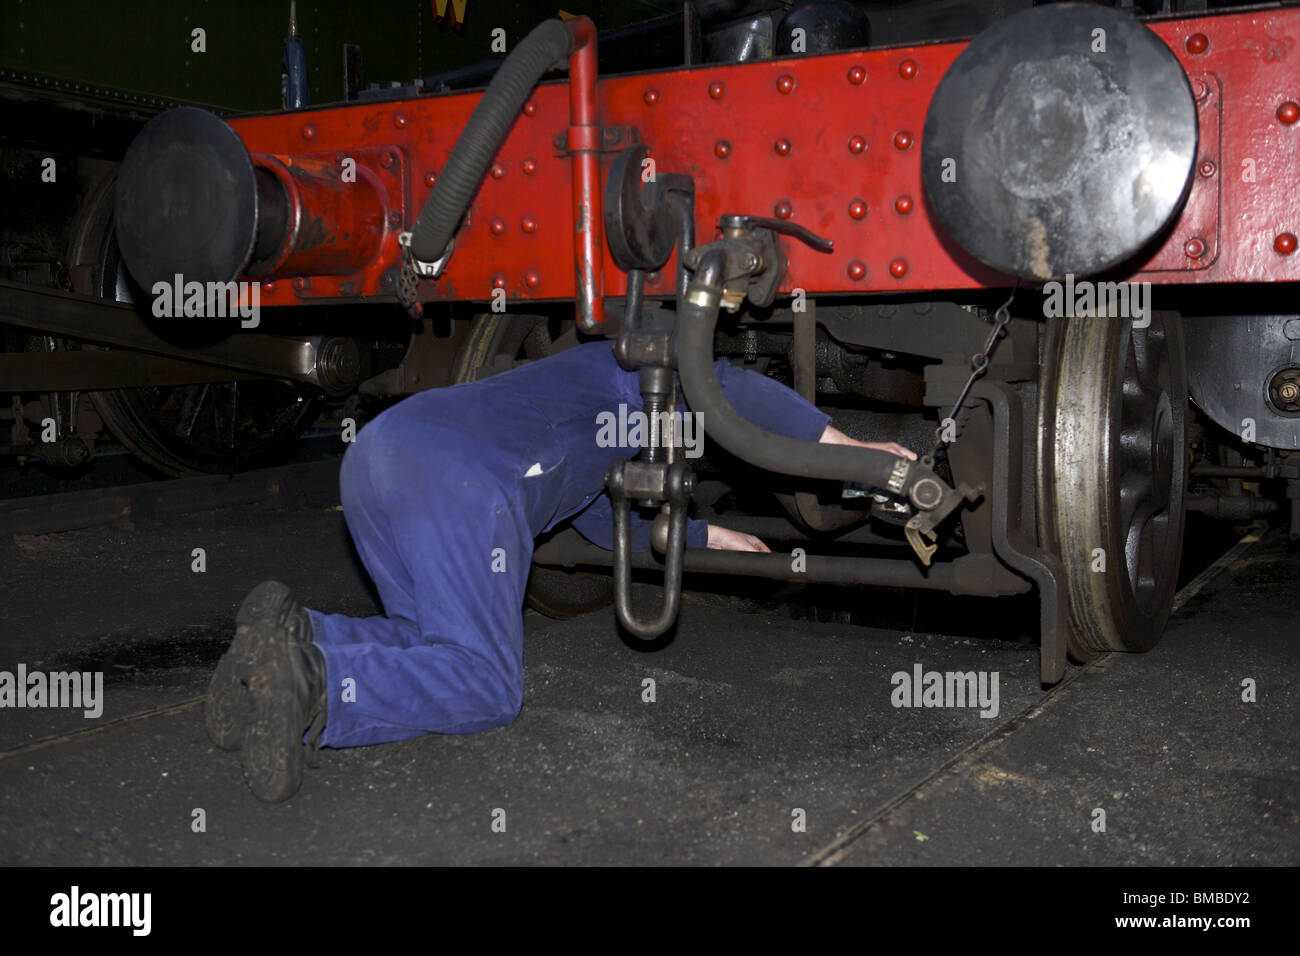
(225, 7, 1300, 309)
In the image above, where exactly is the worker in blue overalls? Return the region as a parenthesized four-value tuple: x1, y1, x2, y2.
(206, 340, 915, 801)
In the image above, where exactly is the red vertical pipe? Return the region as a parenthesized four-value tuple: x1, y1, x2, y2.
(566, 16, 604, 331)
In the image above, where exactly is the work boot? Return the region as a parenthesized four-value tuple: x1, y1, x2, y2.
(206, 581, 315, 751)
(238, 601, 328, 803)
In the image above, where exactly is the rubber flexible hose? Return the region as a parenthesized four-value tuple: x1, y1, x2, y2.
(408, 19, 572, 262)
(675, 249, 921, 496)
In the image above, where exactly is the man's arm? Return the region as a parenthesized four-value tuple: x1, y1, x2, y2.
(569, 492, 773, 552)
(818, 423, 917, 461)
(569, 492, 709, 552)
(691, 363, 918, 549)
(706, 358, 831, 442)
(604, 357, 916, 551)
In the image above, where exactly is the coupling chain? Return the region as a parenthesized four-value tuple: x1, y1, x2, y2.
(930, 282, 1018, 458)
(396, 259, 422, 319)
(395, 232, 455, 320)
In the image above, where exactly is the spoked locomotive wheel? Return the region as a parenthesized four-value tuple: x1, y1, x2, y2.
(452, 312, 612, 619)
(1039, 312, 1188, 659)
(67, 175, 319, 477)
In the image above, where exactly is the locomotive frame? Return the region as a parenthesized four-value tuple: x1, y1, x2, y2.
(3, 1, 1298, 685)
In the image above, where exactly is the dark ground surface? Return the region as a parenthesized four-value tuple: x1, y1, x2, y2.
(0, 482, 1295, 865)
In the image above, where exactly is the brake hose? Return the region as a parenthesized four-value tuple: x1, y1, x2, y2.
(408, 19, 573, 263)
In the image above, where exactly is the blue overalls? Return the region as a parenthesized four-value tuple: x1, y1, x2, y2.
(305, 341, 829, 747)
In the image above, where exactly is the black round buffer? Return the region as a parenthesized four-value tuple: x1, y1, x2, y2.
(114, 107, 266, 295)
(921, 3, 1198, 281)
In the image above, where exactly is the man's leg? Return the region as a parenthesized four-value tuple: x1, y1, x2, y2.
(308, 411, 534, 746)
(207, 395, 536, 801)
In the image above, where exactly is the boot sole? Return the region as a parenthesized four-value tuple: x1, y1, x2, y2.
(239, 638, 307, 803)
(205, 581, 300, 751)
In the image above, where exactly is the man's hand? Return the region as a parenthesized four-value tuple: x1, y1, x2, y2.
(706, 524, 771, 552)
(819, 424, 917, 461)
(703, 427, 915, 553)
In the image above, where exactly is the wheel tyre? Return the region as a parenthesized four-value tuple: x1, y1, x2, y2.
(1040, 312, 1188, 658)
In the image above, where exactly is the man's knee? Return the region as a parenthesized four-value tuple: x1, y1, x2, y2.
(499, 675, 524, 721)
(475, 655, 524, 728)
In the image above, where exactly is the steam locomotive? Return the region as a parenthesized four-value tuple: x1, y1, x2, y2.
(3, 0, 1297, 682)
